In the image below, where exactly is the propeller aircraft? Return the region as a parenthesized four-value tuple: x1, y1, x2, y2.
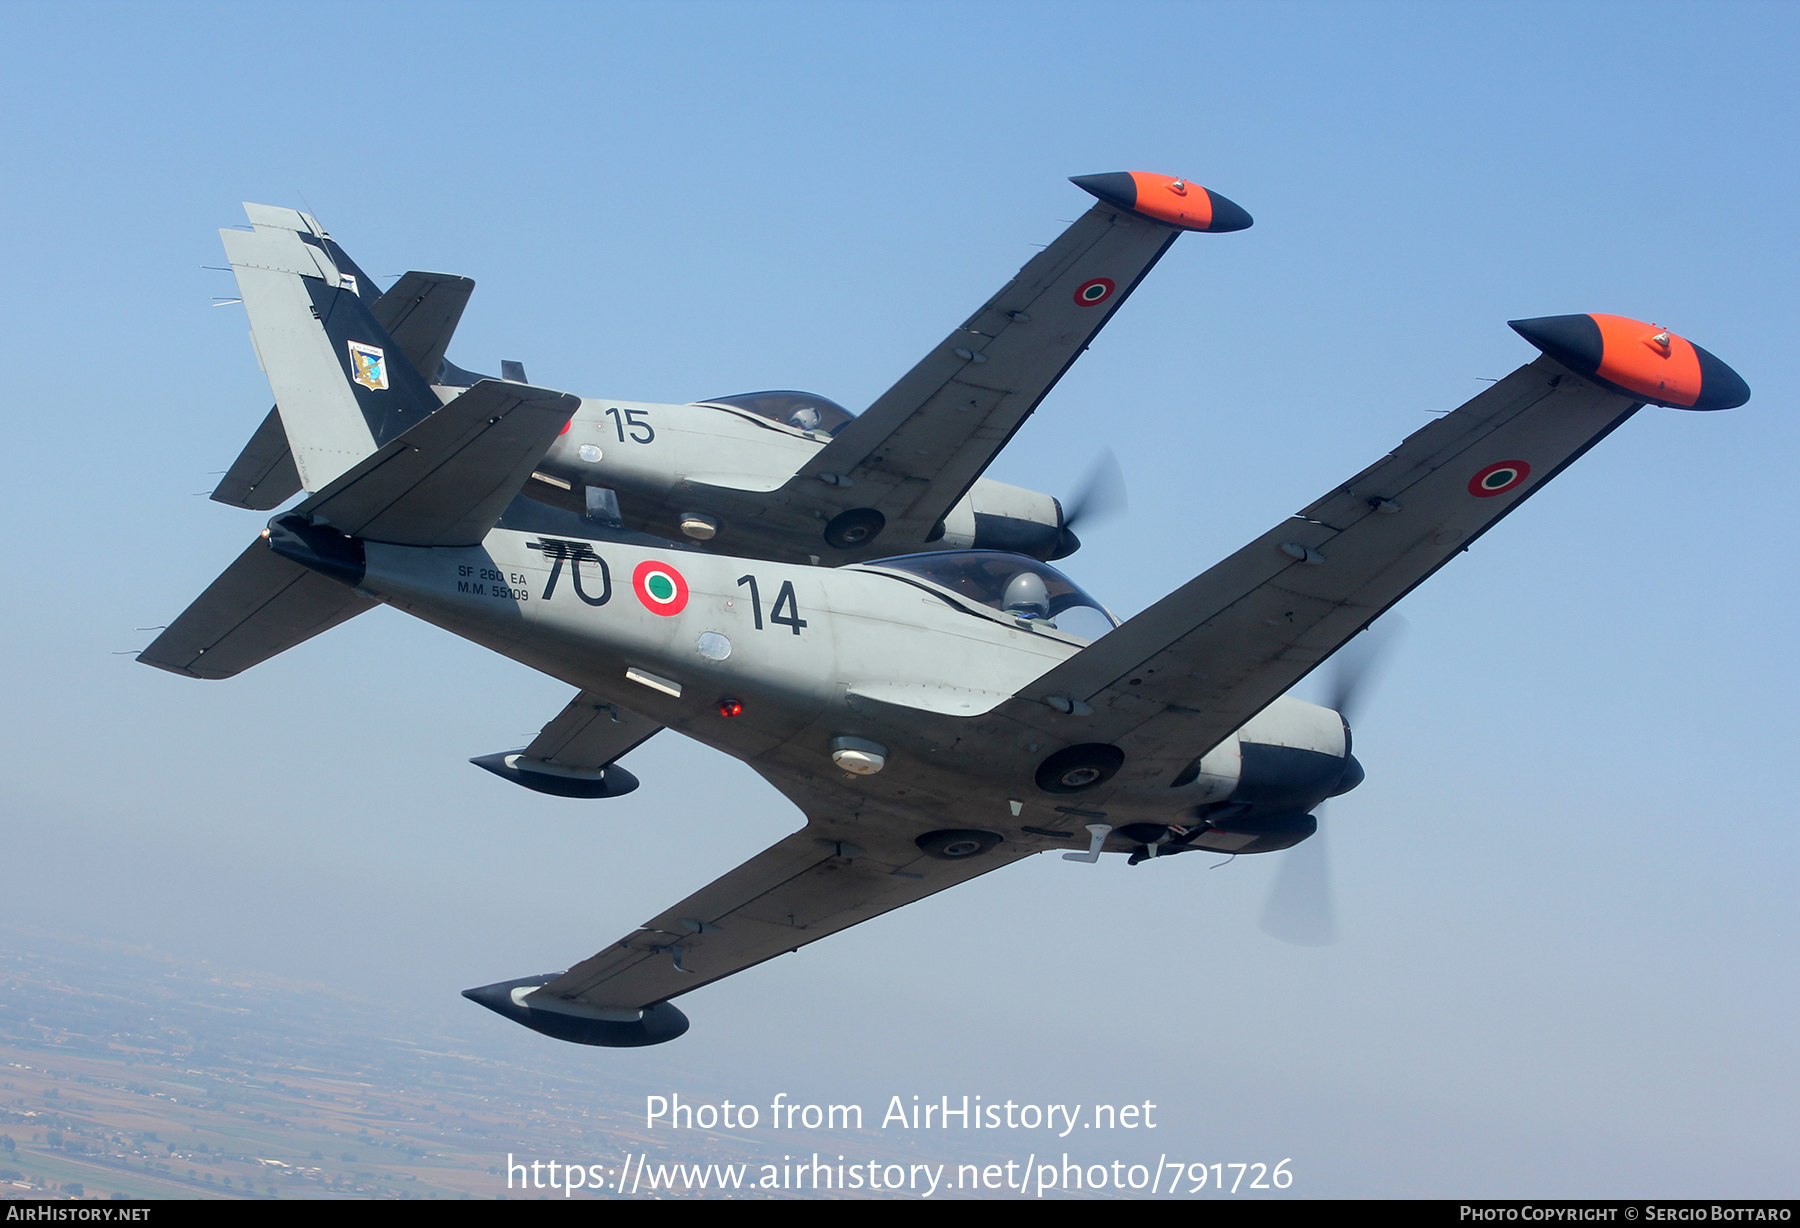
(207, 172, 1249, 567)
(142, 176, 1750, 1047)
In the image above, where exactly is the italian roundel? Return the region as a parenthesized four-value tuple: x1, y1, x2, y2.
(1467, 460, 1531, 498)
(632, 560, 690, 615)
(1073, 277, 1115, 307)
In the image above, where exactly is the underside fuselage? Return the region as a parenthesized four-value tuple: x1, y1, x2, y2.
(341, 525, 1354, 855)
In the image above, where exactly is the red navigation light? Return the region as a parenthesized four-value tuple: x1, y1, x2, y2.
(718, 697, 743, 719)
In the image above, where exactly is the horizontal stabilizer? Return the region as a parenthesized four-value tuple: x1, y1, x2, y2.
(296, 379, 580, 546)
(138, 540, 375, 680)
(375, 272, 475, 382)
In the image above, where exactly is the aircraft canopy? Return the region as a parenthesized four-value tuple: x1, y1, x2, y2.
(865, 551, 1116, 641)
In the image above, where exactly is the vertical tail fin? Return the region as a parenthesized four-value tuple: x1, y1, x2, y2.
(212, 261, 477, 509)
(224, 204, 442, 491)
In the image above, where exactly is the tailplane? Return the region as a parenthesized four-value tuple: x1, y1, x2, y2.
(137, 542, 375, 680)
(145, 376, 579, 679)
(156, 203, 574, 680)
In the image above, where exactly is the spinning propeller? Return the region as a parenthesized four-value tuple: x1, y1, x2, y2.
(1258, 619, 1403, 946)
(1053, 449, 1129, 557)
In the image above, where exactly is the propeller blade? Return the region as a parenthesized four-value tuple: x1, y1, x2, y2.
(1326, 615, 1404, 722)
(1259, 816, 1336, 946)
(1061, 448, 1128, 532)
(1261, 621, 1399, 946)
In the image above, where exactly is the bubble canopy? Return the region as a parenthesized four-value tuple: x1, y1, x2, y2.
(697, 390, 856, 436)
(859, 551, 1117, 642)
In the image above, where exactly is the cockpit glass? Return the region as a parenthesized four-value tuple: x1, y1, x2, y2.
(698, 390, 857, 437)
(863, 551, 1117, 642)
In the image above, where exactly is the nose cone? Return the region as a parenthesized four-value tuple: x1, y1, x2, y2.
(1510, 313, 1749, 411)
(1071, 171, 1253, 233)
(1692, 344, 1752, 411)
(1327, 753, 1364, 798)
(462, 975, 551, 1031)
(462, 979, 526, 1019)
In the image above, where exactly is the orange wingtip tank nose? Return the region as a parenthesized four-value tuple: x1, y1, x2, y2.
(1070, 172, 1253, 233)
(1508, 314, 1750, 411)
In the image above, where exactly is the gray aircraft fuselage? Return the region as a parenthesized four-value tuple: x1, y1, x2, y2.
(490, 390, 1069, 566)
(329, 524, 1348, 849)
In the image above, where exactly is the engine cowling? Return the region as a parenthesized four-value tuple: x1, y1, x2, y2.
(932, 479, 1067, 560)
(1160, 696, 1360, 856)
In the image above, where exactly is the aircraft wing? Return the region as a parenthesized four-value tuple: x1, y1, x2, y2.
(521, 690, 661, 768)
(769, 175, 1251, 553)
(469, 690, 662, 798)
(529, 781, 1035, 1012)
(994, 353, 1646, 792)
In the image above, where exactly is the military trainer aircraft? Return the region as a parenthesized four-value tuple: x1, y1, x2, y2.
(207, 172, 1252, 566)
(142, 176, 1749, 1047)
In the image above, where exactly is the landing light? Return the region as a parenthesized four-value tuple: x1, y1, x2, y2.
(830, 735, 888, 775)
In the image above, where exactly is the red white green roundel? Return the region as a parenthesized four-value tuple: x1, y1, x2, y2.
(1468, 460, 1531, 498)
(632, 560, 690, 615)
(1073, 277, 1115, 307)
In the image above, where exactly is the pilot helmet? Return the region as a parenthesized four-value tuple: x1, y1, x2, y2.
(1002, 570, 1051, 619)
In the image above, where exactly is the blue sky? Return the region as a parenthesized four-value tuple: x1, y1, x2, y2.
(1, 1, 1795, 1197)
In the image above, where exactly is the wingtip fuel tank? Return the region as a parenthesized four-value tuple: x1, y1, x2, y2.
(462, 976, 689, 1048)
(1509, 313, 1750, 411)
(1070, 171, 1253, 233)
